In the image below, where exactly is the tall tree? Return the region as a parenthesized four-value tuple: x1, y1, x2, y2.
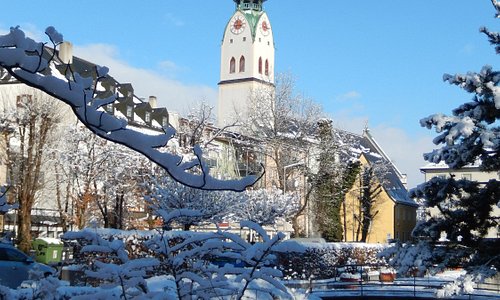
(245, 73, 323, 190)
(245, 73, 327, 237)
(313, 119, 344, 241)
(407, 0, 500, 275)
(55, 124, 151, 229)
(0, 90, 64, 252)
(310, 119, 360, 241)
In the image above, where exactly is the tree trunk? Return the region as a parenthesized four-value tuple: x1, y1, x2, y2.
(17, 195, 34, 253)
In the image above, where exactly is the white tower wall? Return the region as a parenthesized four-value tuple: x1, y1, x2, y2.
(218, 6, 275, 128)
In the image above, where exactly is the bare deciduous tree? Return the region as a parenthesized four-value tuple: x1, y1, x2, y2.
(0, 89, 64, 252)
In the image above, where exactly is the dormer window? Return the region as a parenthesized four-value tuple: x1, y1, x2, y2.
(145, 111, 151, 123)
(107, 103, 113, 113)
(126, 105, 133, 118)
(162, 116, 168, 127)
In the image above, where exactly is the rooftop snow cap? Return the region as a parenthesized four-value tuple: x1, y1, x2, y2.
(233, 0, 267, 11)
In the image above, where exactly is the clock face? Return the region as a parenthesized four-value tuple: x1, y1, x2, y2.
(260, 20, 270, 36)
(231, 15, 246, 35)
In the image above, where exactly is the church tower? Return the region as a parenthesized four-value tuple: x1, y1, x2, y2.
(217, 0, 275, 128)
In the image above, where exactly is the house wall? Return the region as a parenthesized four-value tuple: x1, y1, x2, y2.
(342, 155, 416, 243)
(342, 156, 390, 243)
(394, 204, 417, 242)
(422, 167, 499, 183)
(421, 166, 500, 239)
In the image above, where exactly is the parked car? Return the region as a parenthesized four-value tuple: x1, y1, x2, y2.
(0, 243, 56, 289)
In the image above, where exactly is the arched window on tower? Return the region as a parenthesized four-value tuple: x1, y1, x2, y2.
(258, 57, 262, 74)
(230, 57, 236, 74)
(265, 59, 269, 76)
(239, 56, 245, 73)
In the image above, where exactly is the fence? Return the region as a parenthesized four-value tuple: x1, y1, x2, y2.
(284, 264, 500, 299)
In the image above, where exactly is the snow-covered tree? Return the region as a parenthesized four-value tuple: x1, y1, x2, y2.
(245, 73, 323, 190)
(146, 174, 239, 230)
(411, 7, 499, 245)
(0, 26, 259, 192)
(401, 0, 500, 287)
(144, 220, 290, 299)
(235, 187, 299, 227)
(53, 124, 151, 229)
(0, 89, 65, 252)
(63, 229, 160, 299)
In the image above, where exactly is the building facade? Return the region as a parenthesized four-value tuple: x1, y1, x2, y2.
(342, 130, 418, 243)
(420, 162, 500, 239)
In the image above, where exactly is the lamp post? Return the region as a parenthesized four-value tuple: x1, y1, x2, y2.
(283, 162, 304, 194)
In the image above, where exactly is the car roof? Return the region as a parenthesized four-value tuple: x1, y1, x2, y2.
(0, 243, 18, 250)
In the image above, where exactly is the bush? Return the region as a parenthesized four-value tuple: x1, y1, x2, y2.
(275, 242, 387, 279)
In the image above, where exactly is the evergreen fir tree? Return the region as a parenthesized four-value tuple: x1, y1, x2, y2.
(410, 1, 500, 269)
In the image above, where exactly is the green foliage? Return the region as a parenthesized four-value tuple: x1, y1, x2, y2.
(313, 120, 363, 242)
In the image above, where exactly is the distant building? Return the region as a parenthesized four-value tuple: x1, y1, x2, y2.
(420, 161, 500, 239)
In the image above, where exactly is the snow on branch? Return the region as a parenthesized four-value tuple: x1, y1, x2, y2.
(0, 26, 261, 191)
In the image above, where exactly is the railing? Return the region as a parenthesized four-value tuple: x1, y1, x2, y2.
(239, 3, 262, 11)
(283, 264, 500, 299)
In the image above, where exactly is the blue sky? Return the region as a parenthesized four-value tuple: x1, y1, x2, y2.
(1, 1, 497, 187)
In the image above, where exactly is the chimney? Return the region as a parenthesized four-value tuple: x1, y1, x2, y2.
(59, 41, 73, 64)
(148, 96, 157, 108)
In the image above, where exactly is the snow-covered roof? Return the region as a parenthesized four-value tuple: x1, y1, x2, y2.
(345, 129, 418, 207)
(421, 160, 480, 171)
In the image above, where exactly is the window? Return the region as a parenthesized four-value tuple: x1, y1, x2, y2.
(461, 174, 472, 180)
(107, 103, 113, 112)
(243, 37, 246, 42)
(162, 116, 168, 126)
(258, 57, 262, 74)
(239, 56, 245, 73)
(126, 105, 133, 118)
(230, 39, 233, 44)
(265, 59, 269, 76)
(230, 57, 236, 73)
(145, 112, 151, 123)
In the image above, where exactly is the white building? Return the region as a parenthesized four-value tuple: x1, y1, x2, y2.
(218, 0, 275, 127)
(420, 162, 500, 239)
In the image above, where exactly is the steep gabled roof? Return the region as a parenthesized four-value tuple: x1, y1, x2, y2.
(345, 128, 418, 208)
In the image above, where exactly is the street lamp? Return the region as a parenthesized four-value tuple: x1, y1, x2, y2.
(283, 162, 304, 194)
